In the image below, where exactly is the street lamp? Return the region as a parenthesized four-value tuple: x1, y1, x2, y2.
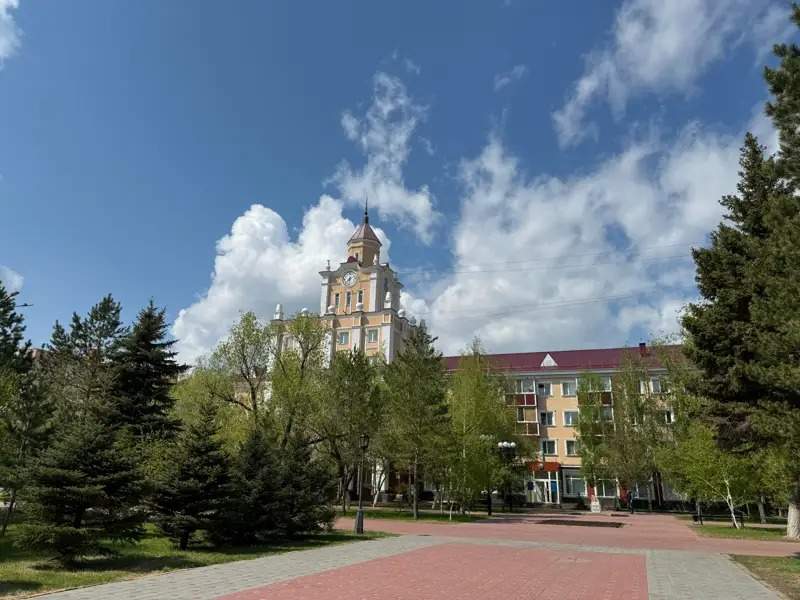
(497, 441, 517, 513)
(354, 433, 370, 535)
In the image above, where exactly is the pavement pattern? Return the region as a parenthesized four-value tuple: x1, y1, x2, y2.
(36, 513, 791, 600)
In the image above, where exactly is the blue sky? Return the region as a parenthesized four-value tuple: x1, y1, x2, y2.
(0, 0, 794, 361)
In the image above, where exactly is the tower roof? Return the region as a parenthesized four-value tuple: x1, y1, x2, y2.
(348, 200, 381, 245)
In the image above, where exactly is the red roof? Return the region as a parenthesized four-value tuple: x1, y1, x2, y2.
(348, 221, 381, 244)
(443, 344, 680, 373)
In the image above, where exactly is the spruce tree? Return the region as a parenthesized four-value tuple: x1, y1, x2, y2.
(18, 412, 145, 563)
(149, 400, 229, 550)
(0, 282, 32, 375)
(383, 322, 448, 519)
(217, 425, 284, 544)
(278, 437, 336, 536)
(114, 301, 187, 441)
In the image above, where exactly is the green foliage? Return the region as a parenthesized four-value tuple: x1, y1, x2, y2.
(383, 322, 448, 518)
(575, 374, 613, 487)
(149, 401, 229, 550)
(0, 282, 32, 375)
(218, 426, 335, 545)
(312, 350, 382, 509)
(113, 301, 187, 442)
(17, 414, 145, 563)
(447, 339, 518, 511)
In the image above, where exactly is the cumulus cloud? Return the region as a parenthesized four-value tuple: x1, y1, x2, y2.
(330, 72, 440, 242)
(408, 112, 770, 355)
(0, 0, 20, 66)
(0, 265, 23, 292)
(553, 0, 792, 147)
(494, 64, 527, 91)
(173, 196, 391, 364)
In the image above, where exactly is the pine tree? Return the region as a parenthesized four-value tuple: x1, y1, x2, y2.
(278, 437, 336, 536)
(17, 413, 145, 563)
(383, 322, 448, 519)
(114, 301, 187, 441)
(0, 282, 32, 375)
(149, 400, 229, 550)
(217, 425, 285, 544)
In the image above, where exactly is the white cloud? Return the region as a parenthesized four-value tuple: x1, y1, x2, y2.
(0, 0, 20, 66)
(330, 72, 441, 243)
(409, 113, 769, 355)
(0, 265, 23, 293)
(494, 64, 527, 91)
(553, 0, 792, 147)
(173, 196, 392, 364)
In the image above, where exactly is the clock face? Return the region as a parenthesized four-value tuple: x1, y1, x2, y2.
(343, 271, 358, 287)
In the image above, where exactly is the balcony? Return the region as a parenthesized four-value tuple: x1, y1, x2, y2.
(515, 422, 540, 437)
(506, 393, 537, 407)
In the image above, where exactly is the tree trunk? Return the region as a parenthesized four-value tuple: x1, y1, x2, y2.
(787, 478, 800, 540)
(0, 490, 16, 536)
(372, 468, 386, 508)
(179, 530, 190, 551)
(487, 480, 493, 516)
(723, 480, 741, 529)
(757, 494, 767, 525)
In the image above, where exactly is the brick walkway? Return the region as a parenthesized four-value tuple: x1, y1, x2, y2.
(36, 514, 788, 600)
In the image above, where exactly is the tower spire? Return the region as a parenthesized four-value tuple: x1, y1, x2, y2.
(364, 195, 369, 224)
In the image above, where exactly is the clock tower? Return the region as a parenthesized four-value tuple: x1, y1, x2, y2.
(316, 204, 415, 363)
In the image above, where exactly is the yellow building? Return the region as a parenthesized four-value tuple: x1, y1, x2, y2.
(445, 344, 679, 507)
(272, 206, 417, 363)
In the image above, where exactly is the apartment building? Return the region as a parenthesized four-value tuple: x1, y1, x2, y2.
(444, 344, 678, 506)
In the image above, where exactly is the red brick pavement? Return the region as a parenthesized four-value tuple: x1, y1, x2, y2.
(217, 543, 648, 600)
(335, 513, 800, 557)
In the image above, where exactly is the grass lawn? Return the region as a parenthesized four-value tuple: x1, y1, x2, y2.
(341, 508, 482, 523)
(0, 524, 388, 599)
(733, 555, 800, 599)
(692, 523, 798, 542)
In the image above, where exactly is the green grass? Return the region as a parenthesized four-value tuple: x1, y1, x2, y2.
(692, 523, 798, 542)
(340, 508, 482, 523)
(733, 555, 800, 599)
(0, 524, 387, 599)
(677, 514, 788, 526)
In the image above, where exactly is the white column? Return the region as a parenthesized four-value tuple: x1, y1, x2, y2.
(381, 323, 393, 362)
(320, 276, 330, 314)
(368, 272, 378, 312)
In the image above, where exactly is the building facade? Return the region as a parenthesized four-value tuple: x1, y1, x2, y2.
(272, 206, 417, 365)
(444, 344, 679, 507)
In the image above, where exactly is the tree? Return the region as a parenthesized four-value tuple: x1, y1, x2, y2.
(656, 422, 756, 529)
(149, 400, 229, 550)
(576, 374, 614, 504)
(17, 413, 145, 563)
(682, 133, 800, 537)
(0, 367, 53, 536)
(447, 339, 518, 515)
(0, 282, 32, 375)
(113, 301, 187, 442)
(43, 295, 127, 418)
(311, 350, 382, 512)
(383, 322, 448, 519)
(204, 312, 274, 417)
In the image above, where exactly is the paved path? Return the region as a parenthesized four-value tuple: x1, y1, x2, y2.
(36, 514, 790, 600)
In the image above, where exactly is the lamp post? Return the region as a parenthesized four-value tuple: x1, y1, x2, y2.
(497, 441, 517, 513)
(354, 433, 370, 535)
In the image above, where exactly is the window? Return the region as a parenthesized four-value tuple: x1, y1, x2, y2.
(639, 380, 649, 394)
(540, 411, 555, 426)
(561, 380, 577, 396)
(345, 291, 352, 310)
(516, 378, 535, 393)
(517, 407, 536, 422)
(594, 479, 616, 498)
(659, 409, 674, 424)
(334, 293, 340, 310)
(564, 410, 579, 426)
(601, 406, 613, 421)
(565, 439, 580, 456)
(600, 376, 612, 392)
(540, 439, 556, 455)
(537, 382, 551, 397)
(337, 331, 349, 346)
(367, 328, 378, 344)
(357, 289, 364, 305)
(564, 473, 586, 497)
